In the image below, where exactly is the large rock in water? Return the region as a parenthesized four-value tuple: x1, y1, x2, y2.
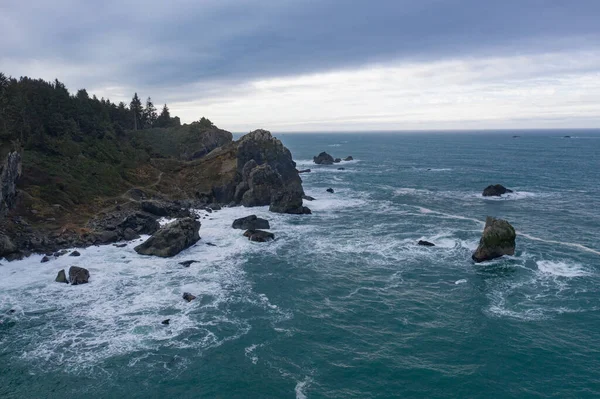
(69, 266, 90, 285)
(232, 215, 270, 230)
(482, 184, 513, 197)
(270, 190, 311, 214)
(472, 217, 516, 263)
(0, 151, 22, 217)
(313, 152, 334, 165)
(241, 164, 283, 207)
(134, 217, 200, 257)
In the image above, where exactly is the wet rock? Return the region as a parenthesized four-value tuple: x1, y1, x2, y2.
(418, 240, 435, 247)
(297, 169, 311, 174)
(472, 217, 516, 263)
(141, 200, 188, 218)
(113, 243, 127, 248)
(270, 189, 311, 214)
(69, 266, 90, 285)
(0, 233, 17, 258)
(241, 164, 283, 207)
(179, 260, 199, 267)
(344, 156, 353, 161)
(206, 242, 217, 247)
(313, 152, 334, 165)
(54, 249, 68, 257)
(334, 158, 341, 163)
(337, 168, 345, 170)
(69, 250, 81, 257)
(41, 255, 50, 263)
(123, 228, 138, 241)
(482, 184, 513, 197)
(232, 215, 270, 230)
(134, 217, 200, 257)
(161, 319, 170, 325)
(183, 292, 196, 302)
(243, 229, 275, 242)
(302, 195, 315, 201)
(55, 269, 68, 283)
(97, 230, 119, 244)
(326, 188, 334, 193)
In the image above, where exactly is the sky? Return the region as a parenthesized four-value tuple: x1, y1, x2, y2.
(1, 0, 599, 132)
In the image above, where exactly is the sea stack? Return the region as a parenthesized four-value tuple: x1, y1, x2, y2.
(472, 217, 516, 263)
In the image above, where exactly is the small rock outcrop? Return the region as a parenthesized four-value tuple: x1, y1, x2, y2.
(482, 184, 513, 197)
(183, 292, 196, 302)
(418, 240, 435, 247)
(243, 229, 275, 242)
(472, 217, 516, 263)
(41, 255, 50, 263)
(69, 266, 90, 285)
(232, 215, 270, 230)
(69, 250, 81, 257)
(179, 260, 199, 267)
(313, 152, 334, 165)
(302, 195, 315, 201)
(141, 200, 189, 218)
(55, 269, 68, 283)
(134, 217, 200, 257)
(297, 169, 311, 174)
(161, 319, 170, 325)
(337, 168, 345, 171)
(344, 156, 353, 161)
(326, 188, 334, 193)
(269, 190, 311, 214)
(334, 158, 341, 163)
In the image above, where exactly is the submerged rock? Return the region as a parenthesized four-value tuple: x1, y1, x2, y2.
(418, 240, 435, 247)
(232, 215, 270, 230)
(161, 319, 170, 325)
(337, 168, 345, 171)
(243, 229, 275, 242)
(482, 184, 513, 197)
(472, 217, 516, 263)
(297, 169, 311, 174)
(69, 266, 90, 285)
(326, 188, 334, 193)
(55, 269, 68, 283)
(302, 195, 315, 201)
(135, 217, 200, 257)
(179, 260, 199, 267)
(313, 152, 334, 165)
(183, 292, 196, 302)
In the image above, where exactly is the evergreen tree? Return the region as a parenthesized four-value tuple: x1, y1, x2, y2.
(155, 104, 171, 128)
(142, 97, 157, 129)
(130, 93, 143, 130)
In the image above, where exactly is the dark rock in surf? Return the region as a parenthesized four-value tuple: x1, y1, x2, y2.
(337, 168, 345, 170)
(243, 229, 275, 242)
(232, 215, 270, 230)
(113, 243, 127, 248)
(206, 242, 217, 247)
(270, 190, 311, 214)
(161, 319, 170, 325)
(54, 249, 68, 257)
(334, 158, 341, 163)
(313, 152, 334, 165)
(134, 217, 200, 257)
(69, 266, 90, 285)
(482, 184, 513, 197)
(418, 240, 435, 247)
(69, 250, 81, 257)
(183, 292, 196, 302)
(326, 188, 334, 193)
(472, 217, 516, 263)
(179, 260, 199, 267)
(41, 255, 50, 263)
(297, 169, 311, 174)
(55, 269, 68, 283)
(302, 195, 315, 201)
(344, 156, 353, 161)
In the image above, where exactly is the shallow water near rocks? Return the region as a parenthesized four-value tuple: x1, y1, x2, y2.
(1, 130, 600, 398)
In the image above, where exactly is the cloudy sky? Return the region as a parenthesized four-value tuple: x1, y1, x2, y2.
(2, 0, 599, 131)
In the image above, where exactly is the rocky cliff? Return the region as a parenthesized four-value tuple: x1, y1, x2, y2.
(0, 150, 22, 217)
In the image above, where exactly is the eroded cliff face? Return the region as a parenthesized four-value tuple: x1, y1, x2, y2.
(0, 151, 22, 217)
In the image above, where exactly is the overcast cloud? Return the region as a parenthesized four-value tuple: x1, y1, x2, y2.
(1, 0, 599, 131)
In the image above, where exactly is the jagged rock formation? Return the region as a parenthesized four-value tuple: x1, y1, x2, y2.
(482, 184, 513, 197)
(232, 215, 270, 230)
(243, 229, 275, 242)
(69, 266, 90, 285)
(134, 217, 200, 257)
(313, 152, 334, 165)
(472, 217, 516, 262)
(0, 151, 22, 217)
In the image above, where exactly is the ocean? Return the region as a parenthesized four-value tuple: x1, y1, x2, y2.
(1, 130, 599, 398)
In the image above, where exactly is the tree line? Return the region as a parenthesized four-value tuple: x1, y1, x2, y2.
(0, 72, 181, 150)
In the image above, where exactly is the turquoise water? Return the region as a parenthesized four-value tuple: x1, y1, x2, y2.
(1, 130, 600, 398)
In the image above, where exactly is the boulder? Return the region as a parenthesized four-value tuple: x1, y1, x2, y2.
(418, 240, 435, 247)
(270, 190, 311, 214)
(326, 188, 334, 193)
(0, 233, 17, 258)
(243, 229, 275, 242)
(183, 292, 196, 302)
(302, 195, 315, 201)
(313, 152, 334, 165)
(141, 200, 189, 218)
(119, 212, 161, 235)
(472, 217, 516, 263)
(69, 250, 81, 257)
(232, 215, 270, 230)
(334, 158, 341, 163)
(41, 255, 50, 263)
(344, 156, 353, 161)
(482, 184, 513, 197)
(297, 169, 311, 174)
(55, 269, 68, 283)
(161, 319, 170, 325)
(54, 249, 68, 257)
(134, 217, 200, 257)
(69, 266, 90, 285)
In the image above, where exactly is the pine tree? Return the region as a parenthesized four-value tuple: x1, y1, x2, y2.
(156, 104, 171, 128)
(142, 97, 157, 129)
(130, 93, 142, 130)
